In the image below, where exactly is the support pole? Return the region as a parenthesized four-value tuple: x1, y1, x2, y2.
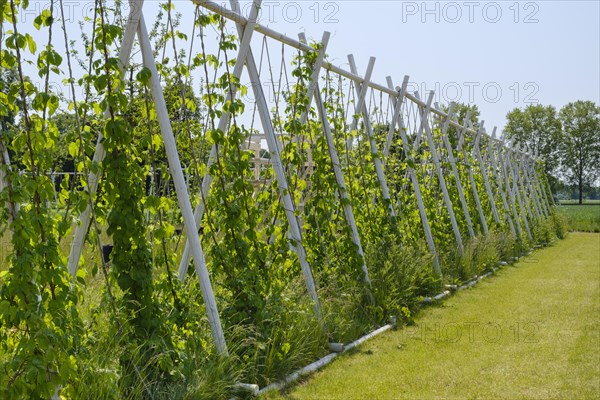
(515, 144, 543, 221)
(415, 91, 464, 255)
(136, 6, 228, 355)
(178, 0, 262, 279)
(472, 123, 504, 230)
(299, 33, 371, 286)
(67, 0, 144, 276)
(536, 148, 556, 207)
(0, 138, 20, 225)
(485, 131, 517, 236)
(495, 136, 527, 239)
(502, 138, 533, 241)
(524, 147, 549, 218)
(235, 19, 322, 318)
(455, 113, 488, 235)
(347, 55, 396, 219)
(387, 77, 441, 275)
(529, 149, 552, 216)
(436, 102, 475, 238)
(506, 142, 537, 227)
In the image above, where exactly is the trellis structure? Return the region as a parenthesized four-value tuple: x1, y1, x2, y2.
(74, 0, 553, 360)
(0, 0, 558, 396)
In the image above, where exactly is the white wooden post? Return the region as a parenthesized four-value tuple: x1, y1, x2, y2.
(497, 137, 529, 240)
(507, 141, 537, 227)
(539, 149, 556, 207)
(298, 33, 371, 286)
(476, 121, 520, 236)
(535, 149, 556, 208)
(347, 55, 396, 219)
(415, 91, 464, 255)
(387, 77, 441, 275)
(0, 138, 20, 225)
(515, 144, 542, 221)
(67, 0, 143, 276)
(436, 102, 475, 238)
(503, 139, 533, 240)
(485, 132, 517, 236)
(525, 145, 549, 218)
(382, 77, 402, 160)
(177, 0, 261, 279)
(228, 29, 322, 319)
(526, 148, 550, 218)
(298, 32, 328, 125)
(455, 113, 488, 235)
(527, 148, 550, 218)
(136, 6, 228, 355)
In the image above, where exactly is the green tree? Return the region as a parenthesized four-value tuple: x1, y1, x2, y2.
(449, 103, 480, 129)
(438, 102, 480, 146)
(558, 101, 600, 204)
(504, 104, 562, 190)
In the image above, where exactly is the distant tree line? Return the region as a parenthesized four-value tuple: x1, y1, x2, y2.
(504, 101, 600, 204)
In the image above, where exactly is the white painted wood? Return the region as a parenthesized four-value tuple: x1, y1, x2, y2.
(525, 149, 550, 218)
(436, 102, 475, 238)
(193, 0, 527, 156)
(178, 0, 262, 280)
(67, 0, 144, 277)
(415, 91, 464, 255)
(485, 132, 517, 236)
(0, 139, 20, 225)
(136, 6, 228, 355)
(237, 21, 322, 318)
(525, 147, 549, 218)
(387, 77, 441, 275)
(525, 145, 548, 219)
(299, 33, 371, 286)
(496, 137, 528, 239)
(383, 76, 402, 160)
(515, 144, 542, 221)
(347, 55, 397, 219)
(535, 148, 556, 208)
(298, 32, 329, 125)
(503, 140, 533, 240)
(506, 142, 536, 226)
(536, 152, 556, 209)
(454, 113, 488, 235)
(314, 81, 371, 285)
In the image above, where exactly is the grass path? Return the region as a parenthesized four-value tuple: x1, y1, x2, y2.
(267, 233, 600, 399)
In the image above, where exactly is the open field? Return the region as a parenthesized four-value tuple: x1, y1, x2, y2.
(558, 200, 600, 205)
(264, 232, 600, 400)
(557, 204, 600, 232)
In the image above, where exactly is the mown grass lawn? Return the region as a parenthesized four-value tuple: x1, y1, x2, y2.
(263, 233, 600, 400)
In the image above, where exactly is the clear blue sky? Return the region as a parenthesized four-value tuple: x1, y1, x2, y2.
(17, 0, 600, 133)
(242, 0, 600, 131)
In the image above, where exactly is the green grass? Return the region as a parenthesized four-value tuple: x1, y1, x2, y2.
(558, 204, 600, 232)
(264, 233, 600, 400)
(558, 199, 600, 205)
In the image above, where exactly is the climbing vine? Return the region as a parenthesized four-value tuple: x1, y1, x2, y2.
(0, 1, 84, 397)
(0, 1, 563, 398)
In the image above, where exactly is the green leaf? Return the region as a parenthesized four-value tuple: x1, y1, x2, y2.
(94, 75, 108, 92)
(34, 9, 53, 29)
(136, 67, 152, 85)
(25, 34, 37, 53)
(68, 142, 79, 158)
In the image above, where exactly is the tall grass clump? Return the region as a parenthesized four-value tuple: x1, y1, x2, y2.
(365, 235, 442, 325)
(445, 232, 502, 282)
